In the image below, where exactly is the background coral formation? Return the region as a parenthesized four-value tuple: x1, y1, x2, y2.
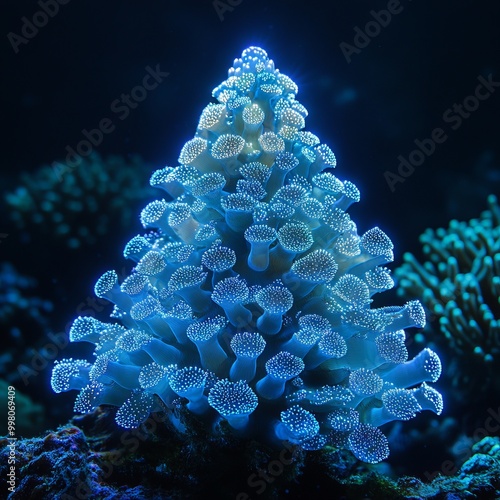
(395, 195, 500, 411)
(5, 153, 154, 249)
(0, 261, 53, 340)
(0, 262, 54, 400)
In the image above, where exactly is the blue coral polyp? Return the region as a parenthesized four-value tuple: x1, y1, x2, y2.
(51, 47, 443, 463)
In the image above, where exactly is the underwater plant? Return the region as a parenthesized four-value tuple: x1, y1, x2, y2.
(51, 47, 443, 464)
(395, 194, 499, 393)
(5, 153, 154, 249)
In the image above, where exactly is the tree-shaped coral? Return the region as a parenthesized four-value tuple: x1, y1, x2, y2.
(52, 47, 443, 463)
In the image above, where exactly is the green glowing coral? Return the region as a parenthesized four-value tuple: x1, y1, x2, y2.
(396, 194, 500, 366)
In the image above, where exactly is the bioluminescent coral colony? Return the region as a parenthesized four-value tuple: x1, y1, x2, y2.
(51, 47, 443, 463)
(396, 194, 499, 363)
(396, 194, 499, 395)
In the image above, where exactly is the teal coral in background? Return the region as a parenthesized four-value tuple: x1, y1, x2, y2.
(5, 153, 154, 249)
(51, 47, 443, 464)
(396, 195, 499, 398)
